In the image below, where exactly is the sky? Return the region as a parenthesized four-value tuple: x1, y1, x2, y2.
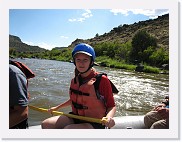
(9, 9, 169, 50)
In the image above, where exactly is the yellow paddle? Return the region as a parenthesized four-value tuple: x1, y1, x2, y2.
(28, 105, 107, 124)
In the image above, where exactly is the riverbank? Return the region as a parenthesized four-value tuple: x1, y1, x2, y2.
(70, 56, 167, 74)
(95, 56, 163, 74)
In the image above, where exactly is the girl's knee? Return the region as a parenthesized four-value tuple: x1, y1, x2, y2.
(41, 119, 55, 129)
(41, 120, 48, 129)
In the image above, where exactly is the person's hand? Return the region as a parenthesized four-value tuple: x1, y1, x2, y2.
(153, 103, 166, 111)
(48, 106, 57, 115)
(101, 116, 115, 128)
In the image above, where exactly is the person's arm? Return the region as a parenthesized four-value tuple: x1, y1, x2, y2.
(106, 106, 116, 118)
(9, 105, 28, 128)
(102, 106, 116, 128)
(9, 65, 29, 128)
(99, 75, 116, 128)
(48, 99, 71, 114)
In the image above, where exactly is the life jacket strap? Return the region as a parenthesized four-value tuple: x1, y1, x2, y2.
(70, 88, 90, 96)
(94, 73, 119, 94)
(72, 101, 88, 109)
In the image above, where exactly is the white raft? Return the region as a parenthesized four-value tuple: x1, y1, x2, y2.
(29, 115, 146, 129)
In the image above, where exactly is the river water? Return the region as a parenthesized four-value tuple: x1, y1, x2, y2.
(14, 58, 169, 126)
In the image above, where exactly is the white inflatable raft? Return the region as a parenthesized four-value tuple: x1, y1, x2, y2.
(29, 115, 146, 129)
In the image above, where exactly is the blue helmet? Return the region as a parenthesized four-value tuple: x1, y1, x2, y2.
(72, 43, 96, 61)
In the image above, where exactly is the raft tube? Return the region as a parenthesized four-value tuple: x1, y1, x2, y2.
(111, 115, 146, 129)
(29, 115, 146, 129)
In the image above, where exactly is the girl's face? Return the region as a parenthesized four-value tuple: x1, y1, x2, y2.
(74, 53, 91, 73)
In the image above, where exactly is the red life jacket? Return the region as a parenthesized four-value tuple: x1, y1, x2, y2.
(70, 73, 107, 119)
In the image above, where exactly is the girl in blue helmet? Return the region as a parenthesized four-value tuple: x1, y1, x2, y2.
(41, 43, 116, 129)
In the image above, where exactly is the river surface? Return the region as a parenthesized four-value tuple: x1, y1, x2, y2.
(14, 58, 169, 126)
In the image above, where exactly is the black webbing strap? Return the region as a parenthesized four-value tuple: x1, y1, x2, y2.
(70, 88, 90, 96)
(72, 101, 88, 109)
(94, 73, 119, 94)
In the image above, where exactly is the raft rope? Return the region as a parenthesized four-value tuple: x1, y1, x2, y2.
(28, 105, 107, 124)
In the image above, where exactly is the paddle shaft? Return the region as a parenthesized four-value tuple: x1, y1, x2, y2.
(28, 105, 107, 124)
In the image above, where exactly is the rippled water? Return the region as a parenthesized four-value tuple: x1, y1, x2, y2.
(14, 58, 169, 126)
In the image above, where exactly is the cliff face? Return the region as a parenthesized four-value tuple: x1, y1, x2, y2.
(9, 35, 22, 43)
(9, 35, 46, 52)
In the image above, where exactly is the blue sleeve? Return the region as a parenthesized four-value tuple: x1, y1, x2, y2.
(9, 66, 28, 107)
